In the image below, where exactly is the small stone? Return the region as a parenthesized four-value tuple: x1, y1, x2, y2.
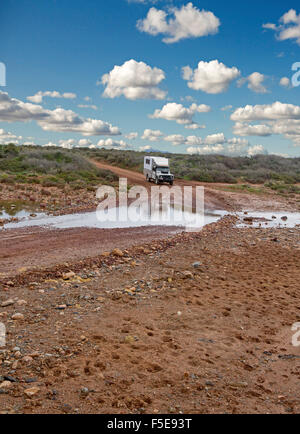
(80, 387, 89, 397)
(112, 248, 124, 257)
(25, 378, 38, 384)
(124, 335, 135, 344)
(56, 305, 67, 310)
(0, 381, 12, 389)
(182, 271, 193, 279)
(24, 386, 40, 397)
(62, 271, 75, 280)
(22, 356, 33, 364)
(4, 375, 17, 383)
(1, 299, 14, 307)
(11, 313, 24, 321)
(192, 262, 201, 269)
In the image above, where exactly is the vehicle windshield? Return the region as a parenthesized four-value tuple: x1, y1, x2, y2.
(155, 166, 169, 174)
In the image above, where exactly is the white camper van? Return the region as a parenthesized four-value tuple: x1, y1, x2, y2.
(144, 156, 174, 185)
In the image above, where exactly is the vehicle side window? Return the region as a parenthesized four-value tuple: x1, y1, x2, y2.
(146, 159, 150, 165)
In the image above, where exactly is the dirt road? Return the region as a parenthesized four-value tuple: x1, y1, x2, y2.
(92, 160, 297, 212)
(0, 225, 181, 279)
(0, 160, 297, 281)
(0, 219, 299, 414)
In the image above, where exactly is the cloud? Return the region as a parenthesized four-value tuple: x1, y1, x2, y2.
(58, 139, 77, 149)
(221, 105, 233, 111)
(263, 9, 300, 46)
(125, 132, 138, 139)
(141, 128, 163, 141)
(227, 138, 249, 155)
(279, 77, 290, 87)
(182, 60, 240, 94)
(164, 134, 187, 146)
(164, 132, 232, 147)
(233, 122, 272, 137)
(137, 3, 220, 44)
(186, 140, 263, 156)
(186, 144, 224, 155)
(247, 145, 266, 156)
(161, 130, 255, 155)
(96, 138, 129, 150)
(150, 102, 210, 128)
(77, 104, 98, 110)
(204, 132, 226, 145)
(101, 59, 166, 100)
(0, 91, 120, 136)
(139, 145, 158, 152)
(184, 123, 206, 130)
(238, 72, 268, 93)
(231, 101, 300, 122)
(0, 128, 22, 144)
(27, 91, 76, 104)
(231, 101, 300, 145)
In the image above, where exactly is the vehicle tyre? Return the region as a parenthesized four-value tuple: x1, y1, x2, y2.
(169, 181, 173, 186)
(155, 178, 160, 185)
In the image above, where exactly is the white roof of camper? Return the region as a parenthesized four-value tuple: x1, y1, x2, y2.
(150, 157, 169, 166)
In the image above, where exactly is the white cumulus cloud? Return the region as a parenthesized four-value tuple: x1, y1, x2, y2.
(150, 102, 210, 128)
(263, 9, 300, 46)
(141, 129, 163, 141)
(0, 91, 120, 136)
(27, 91, 76, 104)
(125, 132, 138, 140)
(137, 3, 220, 44)
(279, 77, 290, 87)
(101, 59, 166, 100)
(96, 138, 129, 150)
(238, 72, 268, 93)
(231, 101, 300, 146)
(0, 128, 22, 144)
(182, 60, 240, 94)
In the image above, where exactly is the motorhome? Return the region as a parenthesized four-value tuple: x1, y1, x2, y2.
(144, 156, 174, 185)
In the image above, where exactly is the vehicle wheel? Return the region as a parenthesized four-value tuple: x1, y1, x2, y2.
(155, 178, 160, 185)
(146, 175, 149, 182)
(169, 181, 173, 186)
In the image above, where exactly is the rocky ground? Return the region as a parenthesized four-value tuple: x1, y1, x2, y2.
(0, 216, 300, 414)
(0, 182, 100, 218)
(0, 163, 300, 414)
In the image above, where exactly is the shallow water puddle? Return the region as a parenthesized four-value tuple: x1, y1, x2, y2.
(236, 211, 300, 228)
(0, 201, 43, 220)
(1, 206, 299, 231)
(1, 205, 225, 231)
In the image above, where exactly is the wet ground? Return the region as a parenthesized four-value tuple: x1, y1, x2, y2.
(0, 218, 299, 414)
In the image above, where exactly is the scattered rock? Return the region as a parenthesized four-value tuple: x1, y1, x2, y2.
(112, 248, 124, 257)
(62, 271, 75, 280)
(192, 262, 201, 269)
(1, 299, 14, 307)
(24, 386, 40, 397)
(182, 271, 193, 279)
(124, 335, 135, 344)
(0, 381, 13, 389)
(55, 305, 67, 310)
(11, 313, 24, 321)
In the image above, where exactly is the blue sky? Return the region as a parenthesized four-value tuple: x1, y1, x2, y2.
(1, 0, 300, 156)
